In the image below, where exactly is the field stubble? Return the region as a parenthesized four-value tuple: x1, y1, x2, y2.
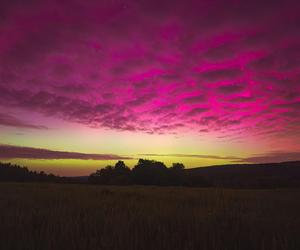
(0, 183, 299, 250)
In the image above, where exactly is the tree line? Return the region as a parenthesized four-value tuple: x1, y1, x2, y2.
(0, 162, 70, 183)
(89, 159, 210, 186)
(0, 160, 210, 186)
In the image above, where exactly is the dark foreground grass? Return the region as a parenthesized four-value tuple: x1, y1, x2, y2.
(0, 183, 300, 250)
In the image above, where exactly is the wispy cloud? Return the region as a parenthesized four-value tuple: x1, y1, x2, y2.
(139, 153, 241, 161)
(236, 151, 300, 164)
(140, 152, 300, 164)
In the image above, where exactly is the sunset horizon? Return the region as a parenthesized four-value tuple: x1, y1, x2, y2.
(1, 1, 300, 249)
(1, 143, 300, 176)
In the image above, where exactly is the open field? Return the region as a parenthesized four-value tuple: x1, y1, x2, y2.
(1, 183, 300, 250)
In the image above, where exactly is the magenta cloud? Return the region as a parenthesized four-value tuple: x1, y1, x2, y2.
(0, 0, 299, 142)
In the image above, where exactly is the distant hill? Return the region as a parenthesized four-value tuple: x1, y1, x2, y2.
(186, 161, 300, 188)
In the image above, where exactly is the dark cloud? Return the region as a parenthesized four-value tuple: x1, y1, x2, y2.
(51, 63, 74, 78)
(248, 44, 300, 72)
(254, 74, 296, 87)
(221, 119, 242, 126)
(248, 55, 275, 71)
(54, 84, 89, 94)
(275, 101, 300, 110)
(202, 44, 236, 61)
(276, 44, 300, 71)
(217, 83, 245, 94)
(200, 115, 219, 124)
(186, 107, 210, 117)
(0, 113, 48, 129)
(150, 123, 184, 134)
(151, 104, 177, 115)
(126, 93, 155, 107)
(132, 80, 150, 89)
(199, 68, 243, 82)
(183, 94, 206, 104)
(0, 144, 133, 160)
(0, 86, 116, 127)
(230, 96, 256, 103)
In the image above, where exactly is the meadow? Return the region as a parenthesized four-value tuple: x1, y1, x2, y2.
(1, 183, 300, 250)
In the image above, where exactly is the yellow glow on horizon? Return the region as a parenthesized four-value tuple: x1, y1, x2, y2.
(3, 156, 235, 176)
(0, 119, 271, 176)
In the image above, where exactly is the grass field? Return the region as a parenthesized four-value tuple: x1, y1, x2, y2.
(1, 183, 300, 250)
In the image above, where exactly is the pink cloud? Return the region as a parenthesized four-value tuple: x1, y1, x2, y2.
(0, 0, 299, 142)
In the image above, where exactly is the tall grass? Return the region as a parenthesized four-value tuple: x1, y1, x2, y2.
(0, 183, 300, 250)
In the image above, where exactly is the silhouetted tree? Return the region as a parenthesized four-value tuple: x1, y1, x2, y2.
(171, 163, 185, 171)
(113, 161, 131, 184)
(89, 165, 113, 184)
(90, 159, 189, 186)
(131, 159, 170, 185)
(115, 161, 130, 174)
(89, 161, 131, 185)
(169, 163, 186, 185)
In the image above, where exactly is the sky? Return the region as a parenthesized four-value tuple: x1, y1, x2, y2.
(0, 0, 300, 176)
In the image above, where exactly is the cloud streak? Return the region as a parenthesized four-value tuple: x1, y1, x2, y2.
(141, 152, 300, 164)
(1, 145, 299, 167)
(0, 145, 133, 161)
(140, 153, 241, 161)
(237, 151, 300, 164)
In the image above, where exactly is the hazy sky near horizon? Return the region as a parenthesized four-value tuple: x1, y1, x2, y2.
(0, 0, 300, 176)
